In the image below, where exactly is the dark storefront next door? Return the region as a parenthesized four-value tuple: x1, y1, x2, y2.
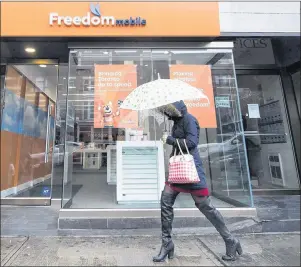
(236, 73, 300, 193)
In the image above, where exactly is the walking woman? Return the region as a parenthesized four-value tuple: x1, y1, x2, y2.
(153, 101, 242, 262)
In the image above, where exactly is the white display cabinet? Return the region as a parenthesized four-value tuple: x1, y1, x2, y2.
(116, 141, 165, 204)
(80, 148, 107, 169)
(83, 151, 100, 169)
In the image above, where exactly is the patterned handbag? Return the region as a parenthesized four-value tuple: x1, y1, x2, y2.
(168, 139, 199, 184)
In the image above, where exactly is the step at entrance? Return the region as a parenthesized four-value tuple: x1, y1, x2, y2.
(58, 208, 258, 230)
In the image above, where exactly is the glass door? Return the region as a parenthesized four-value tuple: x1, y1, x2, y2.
(1, 64, 58, 205)
(237, 74, 300, 191)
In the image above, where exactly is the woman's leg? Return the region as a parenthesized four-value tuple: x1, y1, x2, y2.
(191, 195, 242, 261)
(153, 185, 179, 262)
(160, 185, 179, 245)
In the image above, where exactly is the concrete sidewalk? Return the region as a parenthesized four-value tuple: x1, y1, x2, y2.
(1, 233, 300, 266)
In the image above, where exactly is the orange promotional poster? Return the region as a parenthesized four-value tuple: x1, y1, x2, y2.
(94, 65, 138, 129)
(170, 65, 217, 128)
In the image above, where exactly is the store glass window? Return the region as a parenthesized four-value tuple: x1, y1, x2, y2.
(1, 66, 24, 197)
(62, 48, 253, 209)
(237, 74, 300, 190)
(1, 65, 57, 200)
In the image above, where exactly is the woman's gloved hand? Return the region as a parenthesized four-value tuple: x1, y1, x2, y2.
(162, 132, 169, 144)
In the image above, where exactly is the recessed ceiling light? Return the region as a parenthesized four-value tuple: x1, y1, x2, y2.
(55, 65, 58, 67)
(25, 47, 36, 53)
(39, 65, 47, 68)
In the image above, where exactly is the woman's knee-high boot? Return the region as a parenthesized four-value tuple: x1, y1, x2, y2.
(153, 191, 177, 262)
(195, 197, 243, 261)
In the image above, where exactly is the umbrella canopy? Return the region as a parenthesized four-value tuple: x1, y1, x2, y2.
(120, 78, 209, 111)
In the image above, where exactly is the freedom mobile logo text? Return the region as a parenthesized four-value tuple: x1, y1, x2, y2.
(49, 3, 147, 27)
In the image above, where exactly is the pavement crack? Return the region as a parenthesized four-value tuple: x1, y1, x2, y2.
(250, 217, 262, 224)
(196, 238, 227, 267)
(2, 236, 29, 266)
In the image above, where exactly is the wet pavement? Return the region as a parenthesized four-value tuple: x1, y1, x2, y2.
(1, 236, 221, 266)
(200, 233, 301, 266)
(1, 233, 300, 266)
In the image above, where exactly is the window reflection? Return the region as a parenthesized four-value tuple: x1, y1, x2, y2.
(1, 65, 57, 198)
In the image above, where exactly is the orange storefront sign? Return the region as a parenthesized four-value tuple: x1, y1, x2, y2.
(170, 65, 217, 128)
(94, 65, 138, 129)
(1, 1, 220, 37)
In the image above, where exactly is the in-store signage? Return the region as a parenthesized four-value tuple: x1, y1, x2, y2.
(49, 2, 147, 27)
(215, 96, 230, 108)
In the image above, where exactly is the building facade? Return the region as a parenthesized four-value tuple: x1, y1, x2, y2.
(1, 1, 300, 228)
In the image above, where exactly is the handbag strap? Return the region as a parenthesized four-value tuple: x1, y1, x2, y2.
(173, 143, 178, 157)
(175, 139, 190, 156)
(183, 140, 190, 155)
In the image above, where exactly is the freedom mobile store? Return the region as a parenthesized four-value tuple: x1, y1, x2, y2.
(1, 0, 285, 227)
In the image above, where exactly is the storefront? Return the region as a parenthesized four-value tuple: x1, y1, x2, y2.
(1, 2, 300, 226)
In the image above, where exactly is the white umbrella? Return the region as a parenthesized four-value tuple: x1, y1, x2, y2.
(120, 78, 210, 111)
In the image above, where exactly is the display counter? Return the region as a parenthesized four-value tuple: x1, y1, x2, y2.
(74, 148, 107, 169)
(116, 141, 165, 204)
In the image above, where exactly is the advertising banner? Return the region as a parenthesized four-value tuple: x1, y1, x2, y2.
(170, 65, 217, 128)
(94, 65, 138, 129)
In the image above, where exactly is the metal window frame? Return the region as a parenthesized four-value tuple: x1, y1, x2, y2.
(279, 68, 301, 185)
(287, 61, 301, 119)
